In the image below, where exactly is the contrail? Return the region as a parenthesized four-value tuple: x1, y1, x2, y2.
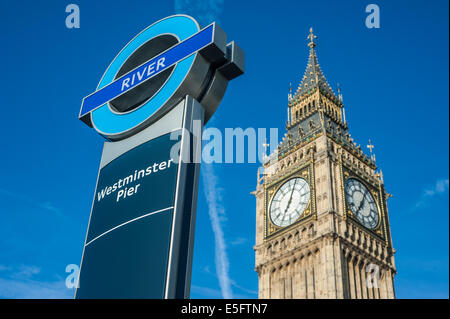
(174, 0, 231, 299)
(202, 163, 233, 299)
(0, 188, 63, 217)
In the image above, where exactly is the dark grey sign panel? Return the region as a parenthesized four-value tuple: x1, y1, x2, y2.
(76, 133, 178, 298)
(76, 97, 204, 299)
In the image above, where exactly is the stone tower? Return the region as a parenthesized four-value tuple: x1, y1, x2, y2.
(253, 29, 396, 299)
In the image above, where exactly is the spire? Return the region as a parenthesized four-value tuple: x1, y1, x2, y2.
(293, 28, 337, 100)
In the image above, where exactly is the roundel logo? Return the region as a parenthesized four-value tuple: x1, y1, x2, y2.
(79, 15, 244, 141)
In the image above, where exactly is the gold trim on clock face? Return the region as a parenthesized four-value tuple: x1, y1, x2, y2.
(345, 178, 380, 229)
(269, 177, 311, 227)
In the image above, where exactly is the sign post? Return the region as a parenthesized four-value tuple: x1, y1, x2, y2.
(75, 15, 244, 298)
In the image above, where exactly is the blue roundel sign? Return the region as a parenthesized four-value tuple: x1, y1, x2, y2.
(79, 15, 244, 140)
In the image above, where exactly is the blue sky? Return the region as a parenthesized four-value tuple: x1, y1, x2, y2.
(0, 0, 448, 299)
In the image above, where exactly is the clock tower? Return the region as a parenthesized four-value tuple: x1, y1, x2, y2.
(253, 29, 396, 299)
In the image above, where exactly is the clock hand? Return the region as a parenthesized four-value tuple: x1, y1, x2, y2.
(363, 191, 372, 204)
(355, 195, 365, 214)
(356, 191, 372, 215)
(284, 180, 298, 214)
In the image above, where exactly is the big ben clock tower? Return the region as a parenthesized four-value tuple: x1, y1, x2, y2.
(253, 29, 396, 299)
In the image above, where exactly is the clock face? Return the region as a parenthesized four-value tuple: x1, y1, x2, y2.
(269, 177, 310, 227)
(345, 178, 379, 229)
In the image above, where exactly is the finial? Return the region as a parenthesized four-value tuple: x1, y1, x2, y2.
(307, 27, 317, 48)
(262, 138, 270, 158)
(337, 83, 343, 102)
(288, 82, 292, 101)
(367, 139, 376, 162)
(255, 167, 264, 190)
